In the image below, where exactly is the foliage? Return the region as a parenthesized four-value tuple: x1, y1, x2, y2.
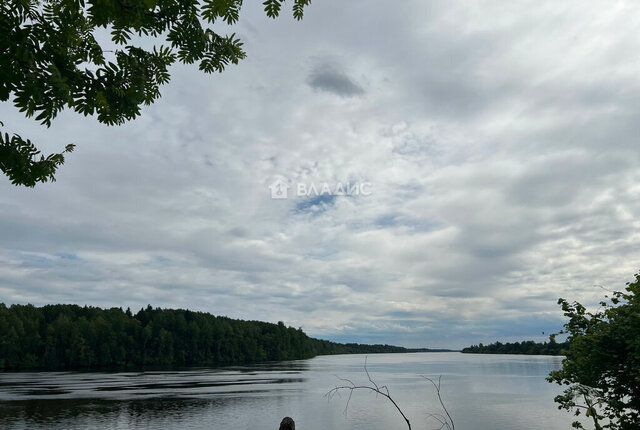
(0, 0, 311, 186)
(341, 343, 437, 354)
(461, 339, 568, 355)
(0, 303, 341, 370)
(0, 121, 75, 186)
(547, 272, 640, 430)
(0, 303, 425, 371)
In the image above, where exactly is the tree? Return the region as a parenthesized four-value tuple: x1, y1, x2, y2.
(547, 272, 640, 430)
(0, 302, 355, 370)
(0, 0, 311, 187)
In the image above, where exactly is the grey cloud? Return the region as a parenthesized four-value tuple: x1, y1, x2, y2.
(1, 0, 640, 349)
(306, 62, 364, 97)
(507, 151, 631, 208)
(392, 133, 439, 158)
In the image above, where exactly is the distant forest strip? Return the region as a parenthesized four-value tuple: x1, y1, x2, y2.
(0, 303, 443, 371)
(461, 340, 568, 355)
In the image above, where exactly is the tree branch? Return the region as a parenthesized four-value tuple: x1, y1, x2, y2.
(325, 357, 456, 430)
(421, 375, 455, 430)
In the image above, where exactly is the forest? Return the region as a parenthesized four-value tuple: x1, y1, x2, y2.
(461, 339, 568, 355)
(0, 303, 429, 370)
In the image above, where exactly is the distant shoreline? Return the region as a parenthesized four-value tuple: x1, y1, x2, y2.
(461, 340, 568, 356)
(0, 303, 454, 372)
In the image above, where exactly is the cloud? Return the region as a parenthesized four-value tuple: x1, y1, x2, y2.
(1, 0, 640, 349)
(295, 193, 337, 214)
(306, 60, 364, 97)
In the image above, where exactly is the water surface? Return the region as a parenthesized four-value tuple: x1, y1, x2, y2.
(0, 352, 578, 429)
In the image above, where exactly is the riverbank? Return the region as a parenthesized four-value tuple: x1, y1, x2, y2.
(0, 303, 452, 371)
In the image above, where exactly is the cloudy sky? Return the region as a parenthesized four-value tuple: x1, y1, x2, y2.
(2, 0, 640, 348)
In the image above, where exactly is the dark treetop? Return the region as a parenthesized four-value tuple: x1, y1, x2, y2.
(461, 339, 568, 356)
(0, 303, 439, 371)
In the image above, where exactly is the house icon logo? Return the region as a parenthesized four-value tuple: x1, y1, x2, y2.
(269, 177, 290, 199)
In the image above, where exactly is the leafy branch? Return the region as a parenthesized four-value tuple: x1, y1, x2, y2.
(0, 121, 75, 186)
(0, 0, 313, 186)
(547, 272, 640, 429)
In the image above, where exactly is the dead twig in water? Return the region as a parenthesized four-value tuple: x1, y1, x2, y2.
(421, 375, 454, 430)
(325, 357, 456, 430)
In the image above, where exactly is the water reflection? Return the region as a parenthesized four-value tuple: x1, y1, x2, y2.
(0, 353, 580, 430)
(0, 366, 307, 401)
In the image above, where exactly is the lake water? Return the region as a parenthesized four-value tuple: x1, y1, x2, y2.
(0, 352, 580, 429)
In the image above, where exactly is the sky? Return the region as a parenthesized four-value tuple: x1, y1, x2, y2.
(2, 0, 640, 349)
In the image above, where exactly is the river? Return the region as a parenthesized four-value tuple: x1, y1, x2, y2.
(0, 352, 580, 429)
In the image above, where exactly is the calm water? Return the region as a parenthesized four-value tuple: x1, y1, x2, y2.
(0, 352, 579, 429)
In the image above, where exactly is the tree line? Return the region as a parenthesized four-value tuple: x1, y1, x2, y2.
(461, 339, 568, 355)
(0, 303, 426, 370)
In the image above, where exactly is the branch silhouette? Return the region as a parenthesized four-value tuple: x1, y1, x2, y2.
(325, 357, 455, 430)
(421, 375, 455, 430)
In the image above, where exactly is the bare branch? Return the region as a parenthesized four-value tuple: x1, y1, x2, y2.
(325, 357, 413, 429)
(421, 375, 455, 430)
(325, 358, 456, 430)
(425, 412, 450, 429)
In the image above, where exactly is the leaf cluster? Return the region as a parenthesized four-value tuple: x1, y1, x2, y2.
(547, 272, 640, 429)
(1, 0, 311, 186)
(0, 127, 75, 186)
